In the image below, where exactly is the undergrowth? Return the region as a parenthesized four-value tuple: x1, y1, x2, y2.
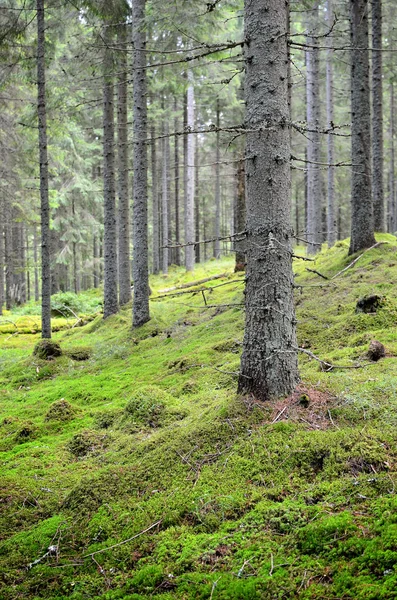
(1, 242, 397, 599)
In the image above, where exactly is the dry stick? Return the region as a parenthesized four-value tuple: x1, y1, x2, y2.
(272, 406, 287, 424)
(163, 230, 246, 249)
(331, 242, 386, 279)
(305, 268, 329, 280)
(82, 520, 162, 558)
(158, 273, 229, 293)
(151, 279, 244, 301)
(298, 347, 365, 371)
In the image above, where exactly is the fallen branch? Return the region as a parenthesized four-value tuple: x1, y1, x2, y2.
(151, 278, 244, 300)
(331, 241, 386, 280)
(158, 273, 229, 293)
(305, 268, 329, 280)
(163, 230, 246, 249)
(82, 520, 162, 558)
(298, 348, 365, 371)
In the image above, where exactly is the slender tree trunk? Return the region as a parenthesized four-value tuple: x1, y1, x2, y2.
(183, 84, 188, 269)
(151, 125, 160, 274)
(33, 223, 39, 301)
(390, 82, 396, 232)
(372, 0, 385, 231)
(162, 123, 169, 275)
(26, 227, 30, 302)
(185, 72, 195, 272)
(235, 159, 246, 271)
(214, 98, 221, 259)
(37, 0, 51, 338)
(326, 0, 337, 246)
(103, 29, 118, 318)
(117, 23, 131, 305)
(132, 0, 150, 326)
(239, 0, 298, 400)
(349, 0, 376, 254)
(0, 209, 4, 315)
(20, 223, 26, 304)
(93, 235, 99, 288)
(306, 3, 322, 254)
(194, 132, 200, 263)
(174, 100, 181, 266)
(165, 119, 172, 266)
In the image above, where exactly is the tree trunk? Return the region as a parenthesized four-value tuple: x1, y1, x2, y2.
(194, 131, 200, 263)
(37, 0, 51, 338)
(117, 23, 131, 306)
(326, 0, 337, 247)
(151, 126, 160, 274)
(132, 0, 150, 326)
(93, 235, 99, 288)
(235, 159, 246, 271)
(0, 210, 4, 315)
(33, 223, 39, 301)
(306, 3, 322, 254)
(238, 0, 298, 401)
(349, 0, 376, 254)
(390, 82, 396, 232)
(372, 0, 385, 231)
(185, 72, 195, 272)
(162, 123, 169, 275)
(214, 98, 221, 259)
(174, 100, 181, 266)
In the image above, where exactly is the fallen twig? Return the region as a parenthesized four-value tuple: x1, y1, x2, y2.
(82, 520, 162, 558)
(331, 241, 386, 279)
(298, 347, 366, 371)
(272, 406, 287, 424)
(305, 268, 329, 280)
(159, 273, 229, 293)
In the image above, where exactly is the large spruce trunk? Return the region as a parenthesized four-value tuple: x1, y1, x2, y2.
(132, 0, 150, 326)
(238, 0, 298, 400)
(372, 0, 385, 232)
(326, 0, 337, 247)
(37, 0, 51, 338)
(349, 0, 376, 254)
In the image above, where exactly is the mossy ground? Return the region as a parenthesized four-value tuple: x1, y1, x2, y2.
(2, 241, 397, 599)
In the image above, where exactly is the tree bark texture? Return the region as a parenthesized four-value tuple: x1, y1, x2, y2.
(174, 102, 181, 266)
(214, 98, 221, 259)
(132, 0, 150, 326)
(162, 123, 169, 275)
(103, 31, 119, 318)
(194, 131, 200, 264)
(235, 159, 246, 271)
(372, 0, 385, 231)
(37, 0, 51, 338)
(117, 24, 131, 306)
(326, 0, 337, 247)
(306, 3, 322, 254)
(238, 0, 299, 401)
(151, 126, 160, 274)
(349, 0, 376, 254)
(185, 72, 195, 272)
(390, 82, 396, 232)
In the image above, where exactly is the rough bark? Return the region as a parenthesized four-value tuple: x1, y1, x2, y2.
(174, 101, 181, 266)
(185, 72, 195, 272)
(93, 235, 99, 288)
(326, 0, 337, 246)
(151, 125, 160, 274)
(161, 123, 169, 275)
(0, 209, 4, 315)
(306, 3, 322, 254)
(132, 0, 150, 326)
(372, 0, 385, 231)
(103, 31, 118, 319)
(390, 82, 396, 232)
(238, 0, 299, 400)
(37, 0, 51, 338)
(33, 223, 39, 301)
(235, 159, 246, 271)
(117, 24, 131, 306)
(349, 0, 376, 254)
(214, 98, 221, 259)
(194, 131, 200, 264)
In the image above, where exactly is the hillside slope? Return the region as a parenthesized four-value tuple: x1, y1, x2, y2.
(2, 239, 397, 599)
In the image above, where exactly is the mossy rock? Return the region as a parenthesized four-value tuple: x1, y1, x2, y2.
(45, 399, 77, 422)
(66, 430, 108, 457)
(33, 340, 62, 360)
(66, 347, 92, 361)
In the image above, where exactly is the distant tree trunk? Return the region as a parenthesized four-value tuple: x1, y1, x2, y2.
(165, 119, 172, 266)
(390, 82, 396, 232)
(26, 227, 30, 302)
(183, 84, 188, 268)
(117, 23, 131, 306)
(349, 0, 376, 254)
(132, 0, 150, 326)
(162, 123, 169, 275)
(20, 223, 26, 303)
(37, 0, 51, 338)
(235, 159, 246, 271)
(33, 223, 39, 301)
(103, 28, 118, 318)
(306, 3, 322, 254)
(214, 98, 221, 259)
(326, 0, 337, 247)
(239, 0, 298, 400)
(194, 132, 200, 263)
(93, 235, 99, 288)
(151, 125, 160, 274)
(185, 71, 195, 272)
(372, 0, 385, 231)
(174, 100, 181, 266)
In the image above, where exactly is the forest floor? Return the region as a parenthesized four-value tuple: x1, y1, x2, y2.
(2, 235, 397, 599)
